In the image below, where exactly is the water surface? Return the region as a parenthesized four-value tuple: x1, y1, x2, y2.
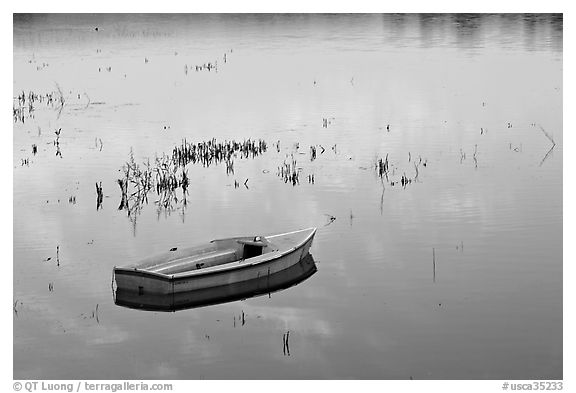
(13, 14, 562, 379)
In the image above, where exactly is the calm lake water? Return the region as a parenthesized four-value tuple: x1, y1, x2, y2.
(13, 14, 562, 379)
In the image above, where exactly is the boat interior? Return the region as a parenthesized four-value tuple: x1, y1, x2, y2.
(134, 236, 279, 275)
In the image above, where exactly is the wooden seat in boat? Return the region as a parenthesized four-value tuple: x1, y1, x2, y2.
(150, 249, 239, 275)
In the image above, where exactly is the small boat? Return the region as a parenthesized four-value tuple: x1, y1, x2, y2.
(113, 227, 316, 295)
(114, 253, 317, 312)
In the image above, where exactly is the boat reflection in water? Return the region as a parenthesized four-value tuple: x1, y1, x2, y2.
(114, 254, 317, 312)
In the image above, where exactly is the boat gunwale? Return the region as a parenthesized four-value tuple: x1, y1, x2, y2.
(114, 227, 316, 281)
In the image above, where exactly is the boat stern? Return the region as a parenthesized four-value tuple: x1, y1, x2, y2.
(114, 267, 174, 295)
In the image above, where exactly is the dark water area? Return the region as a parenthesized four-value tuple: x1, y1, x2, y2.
(13, 14, 562, 379)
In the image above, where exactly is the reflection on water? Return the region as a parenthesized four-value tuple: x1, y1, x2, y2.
(114, 254, 318, 312)
(14, 14, 562, 379)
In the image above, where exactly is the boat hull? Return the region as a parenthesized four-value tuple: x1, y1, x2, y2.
(114, 228, 315, 295)
(115, 253, 317, 311)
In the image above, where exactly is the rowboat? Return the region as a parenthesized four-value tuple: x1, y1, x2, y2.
(113, 227, 317, 296)
(114, 253, 317, 311)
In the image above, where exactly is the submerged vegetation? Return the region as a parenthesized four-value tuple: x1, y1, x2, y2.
(117, 138, 269, 221)
(374, 153, 427, 188)
(13, 88, 65, 123)
(277, 155, 300, 185)
(172, 138, 267, 169)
